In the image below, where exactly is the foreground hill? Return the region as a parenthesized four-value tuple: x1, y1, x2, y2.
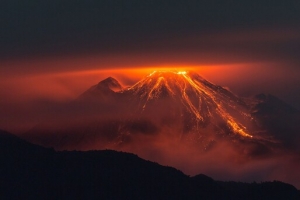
(1, 130, 299, 199)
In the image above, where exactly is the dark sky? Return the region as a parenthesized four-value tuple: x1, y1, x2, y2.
(1, 0, 300, 58)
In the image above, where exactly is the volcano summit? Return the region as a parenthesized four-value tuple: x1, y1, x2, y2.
(126, 71, 253, 138)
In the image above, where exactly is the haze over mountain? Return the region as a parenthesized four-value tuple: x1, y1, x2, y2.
(22, 71, 300, 188)
(24, 71, 299, 149)
(2, 1, 300, 197)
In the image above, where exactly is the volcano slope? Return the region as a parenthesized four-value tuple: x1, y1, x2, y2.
(24, 71, 288, 150)
(23, 71, 300, 186)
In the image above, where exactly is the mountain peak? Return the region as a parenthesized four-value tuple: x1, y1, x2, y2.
(78, 70, 253, 138)
(146, 70, 204, 80)
(98, 77, 123, 92)
(78, 77, 123, 100)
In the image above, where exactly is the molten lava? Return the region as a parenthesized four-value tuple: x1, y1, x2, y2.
(127, 71, 253, 138)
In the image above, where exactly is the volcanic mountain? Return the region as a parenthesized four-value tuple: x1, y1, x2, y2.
(18, 70, 300, 189)
(124, 71, 253, 137)
(23, 71, 299, 154)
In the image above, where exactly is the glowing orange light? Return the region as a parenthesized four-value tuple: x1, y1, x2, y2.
(128, 70, 253, 138)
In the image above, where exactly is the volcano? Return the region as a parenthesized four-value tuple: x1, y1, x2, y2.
(124, 71, 253, 137)
(21, 70, 300, 187)
(77, 71, 254, 138)
(23, 71, 299, 154)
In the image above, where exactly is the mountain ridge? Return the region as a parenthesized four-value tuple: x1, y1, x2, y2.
(1, 130, 299, 199)
(78, 76, 123, 101)
(22, 71, 300, 152)
(19, 71, 300, 189)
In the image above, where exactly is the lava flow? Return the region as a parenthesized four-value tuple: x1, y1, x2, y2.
(25, 70, 273, 152)
(127, 71, 253, 138)
(20, 70, 300, 189)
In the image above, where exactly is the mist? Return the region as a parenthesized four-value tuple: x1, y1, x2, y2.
(1, 0, 300, 195)
(8, 72, 298, 190)
(1, 57, 300, 189)
(20, 108, 300, 189)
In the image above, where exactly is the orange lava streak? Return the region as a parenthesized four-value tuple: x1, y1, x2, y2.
(130, 70, 253, 138)
(181, 78, 204, 121)
(181, 73, 252, 138)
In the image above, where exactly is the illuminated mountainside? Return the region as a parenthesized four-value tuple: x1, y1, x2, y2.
(78, 77, 123, 101)
(20, 71, 300, 189)
(124, 71, 253, 138)
(24, 70, 300, 152)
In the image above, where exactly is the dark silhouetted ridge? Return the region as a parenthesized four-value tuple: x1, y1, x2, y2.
(1, 130, 299, 199)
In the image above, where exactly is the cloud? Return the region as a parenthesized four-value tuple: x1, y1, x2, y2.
(1, 0, 300, 189)
(5, 70, 298, 189)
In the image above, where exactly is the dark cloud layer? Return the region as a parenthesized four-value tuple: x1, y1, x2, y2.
(1, 1, 300, 58)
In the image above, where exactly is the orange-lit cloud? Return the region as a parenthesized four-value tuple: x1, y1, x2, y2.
(1, 1, 300, 191)
(2, 59, 299, 102)
(1, 59, 300, 189)
(1, 33, 300, 134)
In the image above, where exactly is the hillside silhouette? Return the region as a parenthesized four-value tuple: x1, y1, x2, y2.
(1, 129, 299, 199)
